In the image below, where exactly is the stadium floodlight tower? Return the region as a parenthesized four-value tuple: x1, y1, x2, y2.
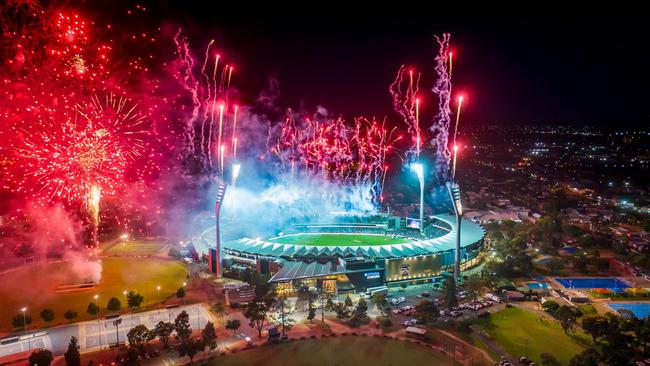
(447, 181, 463, 283)
(211, 178, 227, 278)
(231, 163, 241, 187)
(411, 163, 425, 234)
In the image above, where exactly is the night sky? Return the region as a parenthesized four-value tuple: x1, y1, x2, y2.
(104, 4, 649, 127)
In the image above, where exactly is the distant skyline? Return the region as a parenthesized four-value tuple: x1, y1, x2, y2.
(97, 4, 650, 126)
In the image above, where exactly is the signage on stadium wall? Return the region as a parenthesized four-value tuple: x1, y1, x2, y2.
(385, 255, 442, 282)
(364, 271, 381, 280)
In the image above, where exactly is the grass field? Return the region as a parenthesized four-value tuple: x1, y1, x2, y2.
(0, 257, 186, 331)
(268, 233, 409, 246)
(102, 240, 165, 255)
(475, 307, 592, 365)
(209, 336, 457, 366)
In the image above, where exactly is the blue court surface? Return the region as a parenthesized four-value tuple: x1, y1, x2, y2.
(608, 303, 650, 319)
(555, 278, 630, 290)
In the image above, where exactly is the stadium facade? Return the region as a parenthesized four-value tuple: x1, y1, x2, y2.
(216, 214, 485, 295)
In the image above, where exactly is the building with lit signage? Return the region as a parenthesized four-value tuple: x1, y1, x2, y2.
(214, 214, 485, 295)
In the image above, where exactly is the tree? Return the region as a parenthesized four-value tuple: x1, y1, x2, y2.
(546, 258, 565, 275)
(596, 258, 610, 272)
(542, 300, 560, 313)
(569, 348, 600, 366)
(637, 317, 650, 357)
(176, 287, 186, 301)
(202, 321, 217, 352)
(326, 295, 335, 311)
(64, 310, 78, 322)
(441, 277, 458, 309)
(349, 298, 369, 327)
(174, 311, 192, 341)
(225, 319, 241, 334)
(244, 297, 273, 337)
(64, 336, 81, 366)
(556, 305, 580, 334)
(306, 291, 316, 322)
(107, 297, 121, 312)
(29, 349, 53, 366)
(464, 274, 483, 304)
(271, 296, 295, 334)
(154, 321, 175, 349)
(126, 291, 144, 308)
(241, 269, 273, 297)
(86, 302, 100, 317)
(127, 325, 152, 350)
(414, 300, 439, 324)
(333, 302, 351, 321)
(581, 314, 607, 343)
(40, 309, 55, 323)
(123, 347, 140, 366)
(344, 295, 353, 308)
(211, 302, 225, 324)
(177, 338, 204, 364)
(372, 293, 390, 317)
(12, 314, 32, 329)
(540, 352, 561, 366)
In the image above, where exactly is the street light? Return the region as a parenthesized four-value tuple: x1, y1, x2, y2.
(94, 295, 102, 349)
(156, 285, 161, 309)
(21, 307, 30, 351)
(20, 307, 27, 333)
(411, 163, 425, 234)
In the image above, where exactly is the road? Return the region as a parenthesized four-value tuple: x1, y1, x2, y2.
(0, 304, 210, 358)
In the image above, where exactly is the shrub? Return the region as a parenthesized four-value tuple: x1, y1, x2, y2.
(542, 300, 560, 313)
(379, 317, 393, 327)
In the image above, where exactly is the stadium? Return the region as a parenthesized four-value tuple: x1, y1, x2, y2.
(195, 213, 485, 296)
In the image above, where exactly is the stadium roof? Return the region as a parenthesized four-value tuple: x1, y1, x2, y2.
(268, 261, 345, 282)
(223, 214, 485, 259)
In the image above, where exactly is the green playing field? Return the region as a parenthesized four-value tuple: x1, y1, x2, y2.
(268, 233, 409, 246)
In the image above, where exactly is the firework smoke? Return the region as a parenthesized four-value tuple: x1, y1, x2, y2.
(430, 33, 453, 181)
(389, 65, 421, 161)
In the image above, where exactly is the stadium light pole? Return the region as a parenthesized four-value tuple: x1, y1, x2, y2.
(213, 178, 227, 278)
(447, 182, 463, 283)
(412, 163, 425, 234)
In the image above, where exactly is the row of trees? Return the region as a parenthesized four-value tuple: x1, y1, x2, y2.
(119, 310, 217, 365)
(13, 287, 189, 328)
(542, 300, 650, 365)
(573, 312, 650, 365)
(24, 310, 216, 366)
(12, 294, 139, 329)
(329, 295, 369, 327)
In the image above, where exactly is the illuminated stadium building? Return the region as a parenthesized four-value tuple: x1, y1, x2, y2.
(220, 214, 485, 295)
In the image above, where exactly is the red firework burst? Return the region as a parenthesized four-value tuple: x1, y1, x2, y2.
(11, 94, 147, 205)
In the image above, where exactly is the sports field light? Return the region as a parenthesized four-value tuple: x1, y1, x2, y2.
(447, 181, 463, 283)
(231, 163, 241, 187)
(411, 163, 425, 234)
(120, 233, 128, 240)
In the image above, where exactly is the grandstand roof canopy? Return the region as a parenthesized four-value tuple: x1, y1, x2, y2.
(223, 214, 485, 259)
(268, 261, 344, 282)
